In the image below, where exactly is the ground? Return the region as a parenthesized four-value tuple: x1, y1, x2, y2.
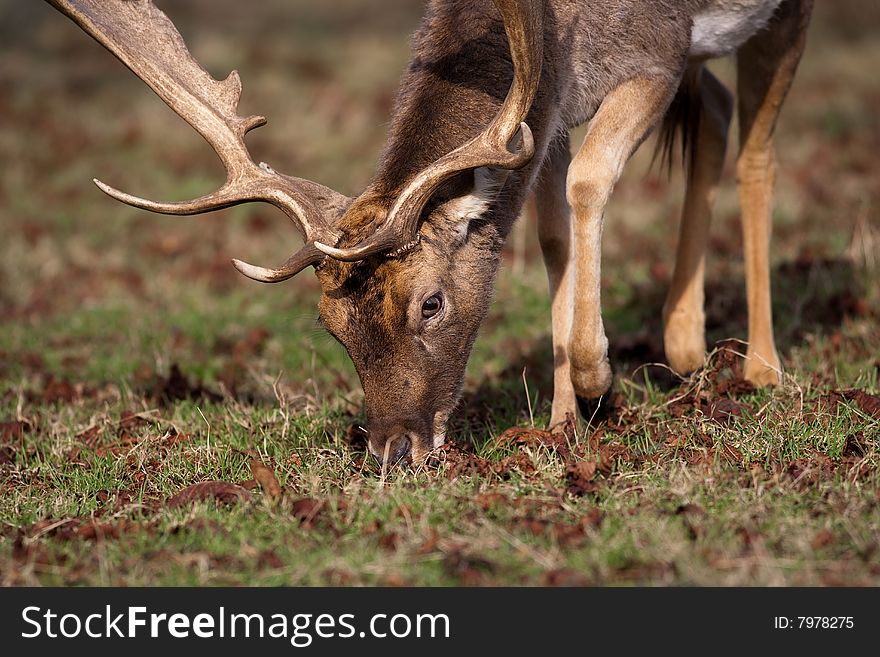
(0, 0, 878, 586)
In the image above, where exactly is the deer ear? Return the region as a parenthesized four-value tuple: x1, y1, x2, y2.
(443, 167, 509, 242)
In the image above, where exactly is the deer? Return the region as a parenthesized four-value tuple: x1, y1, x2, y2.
(45, 0, 814, 465)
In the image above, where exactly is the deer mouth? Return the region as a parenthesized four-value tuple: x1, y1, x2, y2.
(364, 404, 457, 466)
(368, 433, 414, 466)
(366, 416, 452, 466)
(366, 421, 429, 466)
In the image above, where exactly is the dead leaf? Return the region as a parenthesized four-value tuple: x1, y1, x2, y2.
(249, 458, 284, 499)
(290, 497, 323, 526)
(415, 529, 440, 555)
(378, 532, 401, 551)
(0, 420, 27, 445)
(543, 568, 591, 587)
(474, 492, 509, 510)
(497, 425, 572, 461)
(382, 573, 411, 587)
(707, 398, 748, 424)
(811, 529, 835, 549)
(566, 460, 601, 496)
(117, 410, 150, 438)
(0, 446, 15, 465)
(149, 364, 222, 405)
(166, 481, 252, 508)
(676, 503, 706, 517)
(257, 549, 284, 569)
(842, 390, 880, 420)
(442, 549, 496, 586)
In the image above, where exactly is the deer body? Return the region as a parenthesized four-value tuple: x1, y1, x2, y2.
(46, 0, 814, 464)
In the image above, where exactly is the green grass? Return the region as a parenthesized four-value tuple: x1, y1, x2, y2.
(1, 0, 879, 586)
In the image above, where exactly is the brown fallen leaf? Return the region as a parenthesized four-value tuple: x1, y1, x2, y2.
(675, 503, 706, 517)
(75, 520, 136, 542)
(117, 410, 151, 438)
(257, 549, 284, 570)
(415, 528, 441, 555)
(382, 572, 411, 587)
(378, 531, 401, 551)
(811, 529, 835, 550)
(597, 441, 636, 475)
(12, 535, 55, 568)
(1, 420, 27, 445)
(496, 425, 572, 461)
(842, 390, 880, 420)
(474, 492, 509, 510)
(570, 460, 597, 481)
(290, 497, 324, 526)
(543, 568, 592, 587)
(707, 398, 748, 424)
(442, 549, 496, 586)
(0, 445, 15, 465)
(166, 481, 252, 508)
(249, 458, 284, 500)
(565, 460, 601, 497)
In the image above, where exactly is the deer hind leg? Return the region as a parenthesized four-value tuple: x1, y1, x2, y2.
(535, 136, 577, 428)
(663, 66, 733, 374)
(735, 0, 813, 386)
(567, 77, 676, 403)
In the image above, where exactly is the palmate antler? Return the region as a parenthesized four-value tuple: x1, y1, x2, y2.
(314, 0, 544, 262)
(47, 0, 542, 277)
(46, 0, 346, 282)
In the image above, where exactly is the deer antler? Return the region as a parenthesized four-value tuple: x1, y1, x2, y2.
(314, 0, 543, 262)
(47, 0, 347, 282)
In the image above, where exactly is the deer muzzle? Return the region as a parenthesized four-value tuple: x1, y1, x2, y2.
(366, 420, 434, 466)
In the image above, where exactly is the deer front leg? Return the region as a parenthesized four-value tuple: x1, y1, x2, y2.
(535, 137, 576, 428)
(663, 66, 733, 374)
(566, 77, 676, 405)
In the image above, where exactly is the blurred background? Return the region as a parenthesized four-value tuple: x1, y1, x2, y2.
(1, 0, 877, 409)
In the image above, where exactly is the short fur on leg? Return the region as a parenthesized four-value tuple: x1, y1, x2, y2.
(565, 77, 678, 408)
(535, 136, 578, 429)
(735, 0, 814, 386)
(663, 64, 734, 375)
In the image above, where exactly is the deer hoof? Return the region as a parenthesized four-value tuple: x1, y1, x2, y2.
(663, 310, 706, 374)
(744, 349, 782, 387)
(570, 360, 613, 424)
(549, 391, 578, 430)
(570, 360, 612, 401)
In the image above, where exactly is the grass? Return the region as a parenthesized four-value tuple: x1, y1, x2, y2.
(1, 0, 879, 586)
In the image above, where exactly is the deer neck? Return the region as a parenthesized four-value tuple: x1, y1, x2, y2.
(340, 6, 557, 248)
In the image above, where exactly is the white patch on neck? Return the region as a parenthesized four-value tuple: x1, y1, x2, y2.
(690, 0, 782, 59)
(446, 167, 508, 241)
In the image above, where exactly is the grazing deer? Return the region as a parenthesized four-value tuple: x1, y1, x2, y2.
(46, 0, 813, 464)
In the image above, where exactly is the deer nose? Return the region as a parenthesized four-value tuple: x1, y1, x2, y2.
(368, 432, 412, 465)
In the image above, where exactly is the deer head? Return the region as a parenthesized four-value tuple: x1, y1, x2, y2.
(46, 0, 543, 464)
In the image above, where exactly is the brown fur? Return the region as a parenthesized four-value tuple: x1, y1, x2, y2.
(311, 0, 815, 461)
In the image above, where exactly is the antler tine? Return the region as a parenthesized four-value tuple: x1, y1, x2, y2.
(48, 0, 344, 279)
(231, 243, 328, 284)
(315, 0, 543, 262)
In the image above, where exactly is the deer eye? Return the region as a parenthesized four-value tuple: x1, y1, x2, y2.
(421, 294, 443, 319)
